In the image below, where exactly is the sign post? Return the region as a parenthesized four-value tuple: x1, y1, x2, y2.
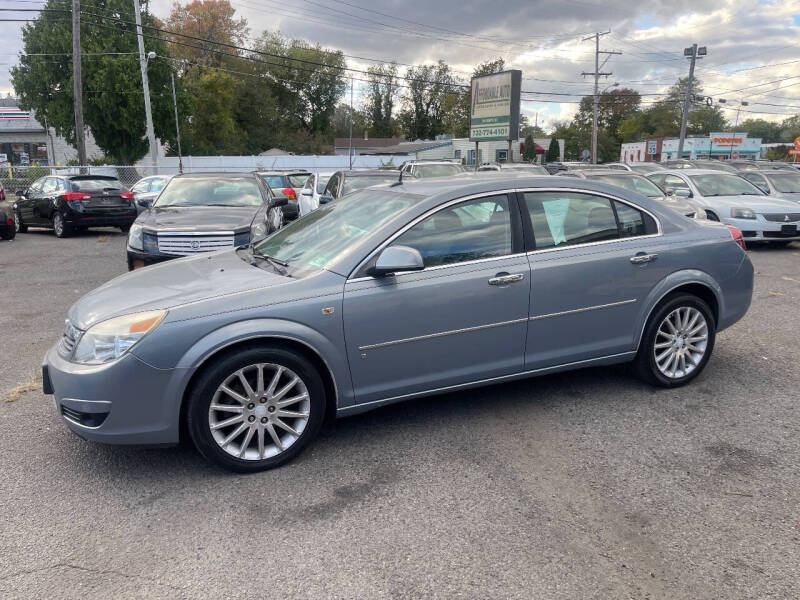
(469, 70, 522, 170)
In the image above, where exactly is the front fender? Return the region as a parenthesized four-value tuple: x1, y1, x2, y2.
(150, 318, 354, 419)
(633, 269, 724, 350)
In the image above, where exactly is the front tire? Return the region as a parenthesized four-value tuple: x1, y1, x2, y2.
(633, 294, 716, 388)
(186, 346, 326, 472)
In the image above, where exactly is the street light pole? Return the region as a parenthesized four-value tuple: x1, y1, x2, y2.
(581, 31, 620, 164)
(132, 0, 157, 171)
(71, 0, 87, 167)
(678, 44, 706, 159)
(171, 72, 182, 174)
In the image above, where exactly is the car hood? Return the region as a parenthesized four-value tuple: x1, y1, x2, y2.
(136, 205, 261, 232)
(699, 194, 799, 211)
(773, 191, 800, 202)
(657, 195, 695, 214)
(68, 250, 290, 329)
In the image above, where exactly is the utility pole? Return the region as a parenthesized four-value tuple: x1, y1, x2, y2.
(133, 0, 157, 170)
(71, 0, 87, 166)
(348, 77, 353, 170)
(171, 72, 182, 174)
(677, 44, 706, 159)
(582, 31, 620, 164)
(718, 98, 748, 160)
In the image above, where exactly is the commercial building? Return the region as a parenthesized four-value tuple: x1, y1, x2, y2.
(620, 133, 763, 163)
(0, 99, 102, 167)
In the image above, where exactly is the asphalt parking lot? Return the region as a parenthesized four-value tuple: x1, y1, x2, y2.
(1, 229, 799, 599)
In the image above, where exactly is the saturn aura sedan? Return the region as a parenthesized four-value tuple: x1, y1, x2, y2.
(43, 176, 754, 472)
(647, 169, 800, 244)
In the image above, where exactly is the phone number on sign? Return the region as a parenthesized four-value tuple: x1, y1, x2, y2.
(472, 127, 509, 138)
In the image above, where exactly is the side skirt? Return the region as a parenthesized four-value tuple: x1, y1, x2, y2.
(336, 351, 636, 418)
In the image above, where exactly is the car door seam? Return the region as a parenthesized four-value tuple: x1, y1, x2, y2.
(357, 317, 529, 351)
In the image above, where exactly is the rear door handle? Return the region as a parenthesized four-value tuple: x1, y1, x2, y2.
(630, 253, 659, 264)
(488, 273, 524, 286)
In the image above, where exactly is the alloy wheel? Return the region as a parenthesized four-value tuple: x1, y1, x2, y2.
(208, 363, 311, 461)
(653, 306, 708, 379)
(14, 211, 20, 233)
(53, 213, 64, 236)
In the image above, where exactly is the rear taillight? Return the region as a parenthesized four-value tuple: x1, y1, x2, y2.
(120, 191, 134, 200)
(0, 189, 5, 201)
(726, 224, 746, 250)
(6, 218, 12, 225)
(61, 192, 91, 202)
(282, 187, 296, 200)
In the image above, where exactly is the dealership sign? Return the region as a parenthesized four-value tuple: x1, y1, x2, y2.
(469, 70, 522, 142)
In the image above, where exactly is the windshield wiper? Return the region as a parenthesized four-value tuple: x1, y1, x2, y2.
(237, 246, 289, 275)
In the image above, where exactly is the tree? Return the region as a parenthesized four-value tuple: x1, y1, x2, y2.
(523, 134, 536, 162)
(181, 70, 243, 155)
(332, 103, 368, 139)
(11, 0, 178, 164)
(166, 0, 248, 67)
(365, 63, 399, 137)
(737, 118, 782, 143)
(398, 61, 457, 140)
(546, 137, 560, 163)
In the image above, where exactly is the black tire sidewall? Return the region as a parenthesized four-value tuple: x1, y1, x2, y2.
(14, 210, 27, 233)
(186, 347, 326, 472)
(637, 294, 716, 388)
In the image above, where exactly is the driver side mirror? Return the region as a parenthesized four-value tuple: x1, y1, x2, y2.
(269, 197, 288, 208)
(136, 198, 153, 208)
(319, 196, 333, 205)
(367, 245, 424, 277)
(666, 187, 691, 198)
(15, 189, 25, 197)
(300, 188, 313, 197)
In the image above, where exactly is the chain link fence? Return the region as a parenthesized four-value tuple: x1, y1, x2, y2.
(0, 165, 178, 193)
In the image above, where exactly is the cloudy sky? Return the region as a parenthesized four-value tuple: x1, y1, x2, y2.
(2, 0, 799, 129)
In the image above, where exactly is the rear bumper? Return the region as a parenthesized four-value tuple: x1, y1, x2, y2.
(65, 209, 137, 228)
(43, 344, 182, 445)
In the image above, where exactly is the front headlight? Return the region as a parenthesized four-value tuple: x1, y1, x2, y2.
(72, 310, 166, 364)
(731, 207, 756, 219)
(128, 223, 143, 250)
(693, 207, 707, 220)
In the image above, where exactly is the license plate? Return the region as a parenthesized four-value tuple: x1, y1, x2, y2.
(100, 198, 116, 205)
(781, 224, 797, 235)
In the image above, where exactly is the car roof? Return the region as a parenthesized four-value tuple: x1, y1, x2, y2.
(174, 171, 260, 178)
(582, 170, 644, 177)
(655, 169, 742, 176)
(254, 170, 311, 175)
(64, 174, 118, 180)
(342, 170, 399, 177)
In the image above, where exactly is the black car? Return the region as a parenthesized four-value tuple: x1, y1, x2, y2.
(126, 172, 287, 270)
(321, 169, 400, 202)
(13, 174, 137, 237)
(0, 181, 15, 240)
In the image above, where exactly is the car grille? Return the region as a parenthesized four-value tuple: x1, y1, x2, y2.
(57, 319, 82, 358)
(762, 213, 800, 223)
(156, 232, 235, 256)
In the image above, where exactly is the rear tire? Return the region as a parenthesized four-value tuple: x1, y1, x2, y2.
(186, 346, 326, 472)
(1, 226, 14, 240)
(119, 225, 131, 233)
(633, 293, 716, 388)
(14, 210, 27, 233)
(52, 213, 72, 238)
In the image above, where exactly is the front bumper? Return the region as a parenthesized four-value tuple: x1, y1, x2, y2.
(126, 247, 178, 270)
(43, 344, 181, 445)
(723, 216, 800, 242)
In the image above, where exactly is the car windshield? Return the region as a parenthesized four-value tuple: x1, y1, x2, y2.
(767, 173, 800, 193)
(156, 177, 263, 207)
(70, 177, 123, 191)
(287, 173, 311, 187)
(414, 164, 465, 178)
(590, 174, 664, 197)
(316, 175, 330, 194)
(689, 174, 764, 197)
(692, 161, 738, 173)
(253, 189, 422, 278)
(342, 174, 398, 196)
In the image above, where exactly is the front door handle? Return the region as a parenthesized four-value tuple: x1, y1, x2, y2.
(488, 272, 524, 286)
(630, 253, 659, 264)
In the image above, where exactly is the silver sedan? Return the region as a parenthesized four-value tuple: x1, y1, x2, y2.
(43, 176, 754, 472)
